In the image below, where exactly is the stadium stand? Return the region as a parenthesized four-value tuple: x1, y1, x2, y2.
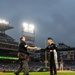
(0, 22, 19, 71)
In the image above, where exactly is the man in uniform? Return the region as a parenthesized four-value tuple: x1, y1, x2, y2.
(60, 59, 64, 71)
(14, 36, 38, 75)
(45, 37, 57, 75)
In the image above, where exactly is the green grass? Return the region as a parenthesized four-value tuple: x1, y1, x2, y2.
(0, 72, 75, 75)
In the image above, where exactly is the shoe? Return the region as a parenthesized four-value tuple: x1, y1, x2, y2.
(26, 73, 29, 75)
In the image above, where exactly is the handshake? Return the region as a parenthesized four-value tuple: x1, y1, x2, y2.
(34, 46, 41, 50)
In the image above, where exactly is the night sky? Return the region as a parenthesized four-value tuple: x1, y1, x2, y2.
(0, 0, 75, 48)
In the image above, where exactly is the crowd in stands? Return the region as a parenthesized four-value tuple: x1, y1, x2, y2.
(63, 61, 75, 71)
(0, 62, 44, 72)
(0, 62, 18, 72)
(0, 61, 75, 72)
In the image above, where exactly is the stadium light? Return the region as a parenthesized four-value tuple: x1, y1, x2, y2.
(0, 19, 9, 25)
(23, 23, 28, 27)
(22, 22, 35, 45)
(29, 24, 34, 33)
(22, 23, 29, 32)
(22, 22, 35, 33)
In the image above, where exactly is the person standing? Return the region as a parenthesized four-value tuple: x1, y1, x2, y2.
(14, 36, 38, 75)
(45, 37, 57, 75)
(60, 59, 64, 71)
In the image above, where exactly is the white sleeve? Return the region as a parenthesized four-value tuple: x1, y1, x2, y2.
(24, 45, 28, 48)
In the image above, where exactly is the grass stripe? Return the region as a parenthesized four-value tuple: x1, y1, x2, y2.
(0, 72, 75, 75)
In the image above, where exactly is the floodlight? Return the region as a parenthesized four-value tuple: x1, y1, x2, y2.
(29, 24, 34, 33)
(22, 23, 29, 32)
(29, 24, 34, 29)
(0, 19, 9, 24)
(22, 23, 28, 27)
(22, 22, 35, 33)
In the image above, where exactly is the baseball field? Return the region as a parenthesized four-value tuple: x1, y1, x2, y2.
(0, 71, 75, 75)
